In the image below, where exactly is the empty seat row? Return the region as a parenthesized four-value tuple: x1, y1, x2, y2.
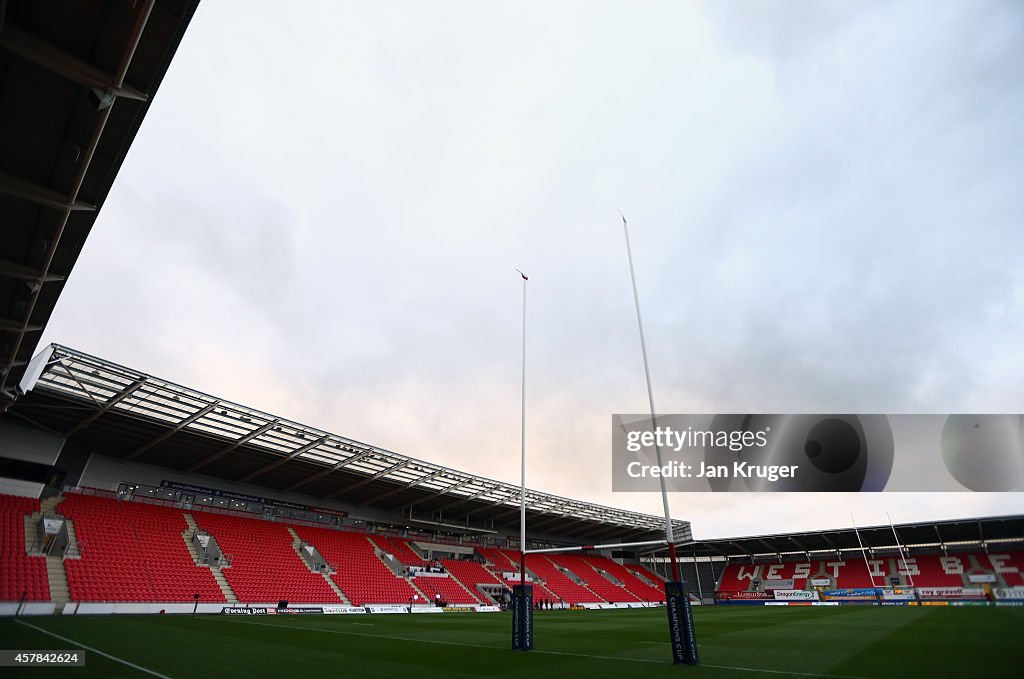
(60, 494, 223, 603)
(0, 494, 50, 601)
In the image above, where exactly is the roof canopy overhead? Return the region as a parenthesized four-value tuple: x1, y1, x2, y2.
(657, 515, 1024, 561)
(0, 0, 199, 410)
(10, 344, 691, 544)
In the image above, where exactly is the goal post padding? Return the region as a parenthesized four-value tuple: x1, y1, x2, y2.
(511, 584, 533, 651)
(518, 539, 699, 665)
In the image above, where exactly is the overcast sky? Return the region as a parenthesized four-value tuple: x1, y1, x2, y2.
(38, 0, 1023, 538)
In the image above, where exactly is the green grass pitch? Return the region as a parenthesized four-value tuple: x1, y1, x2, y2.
(1, 606, 1022, 678)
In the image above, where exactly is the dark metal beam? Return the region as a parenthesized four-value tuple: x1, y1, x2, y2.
(0, 170, 96, 212)
(0, 259, 65, 283)
(727, 540, 753, 559)
(820, 533, 841, 557)
(487, 505, 525, 522)
(757, 538, 782, 559)
(935, 523, 946, 554)
(237, 434, 330, 483)
(403, 477, 474, 510)
(367, 469, 446, 505)
(122, 402, 217, 461)
(526, 514, 570, 532)
(5, 407, 63, 436)
(325, 460, 411, 499)
(0, 318, 43, 332)
(185, 419, 279, 473)
(285, 449, 374, 492)
(437, 485, 504, 512)
(0, 25, 148, 101)
(0, 0, 158, 398)
(284, 448, 372, 491)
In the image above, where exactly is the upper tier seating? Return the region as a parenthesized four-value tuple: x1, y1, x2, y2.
(294, 525, 417, 605)
(61, 494, 222, 602)
(193, 511, 338, 603)
(0, 494, 49, 601)
(547, 554, 639, 603)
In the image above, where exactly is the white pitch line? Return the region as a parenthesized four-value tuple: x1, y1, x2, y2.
(14, 618, 173, 679)
(703, 663, 862, 678)
(211, 617, 863, 678)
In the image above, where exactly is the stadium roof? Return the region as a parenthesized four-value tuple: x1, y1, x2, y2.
(659, 514, 1024, 561)
(9, 344, 691, 544)
(0, 0, 199, 411)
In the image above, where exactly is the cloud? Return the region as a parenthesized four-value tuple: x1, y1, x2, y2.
(37, 0, 1024, 538)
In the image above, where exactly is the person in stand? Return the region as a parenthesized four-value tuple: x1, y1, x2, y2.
(435, 593, 441, 608)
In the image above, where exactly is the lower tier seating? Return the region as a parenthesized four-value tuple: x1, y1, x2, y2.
(61, 494, 222, 602)
(193, 511, 338, 603)
(440, 559, 506, 601)
(547, 554, 639, 603)
(0, 494, 49, 601)
(715, 551, 1024, 592)
(586, 556, 664, 602)
(294, 525, 417, 605)
(479, 547, 519, 572)
(527, 555, 601, 604)
(412, 574, 479, 605)
(369, 535, 427, 566)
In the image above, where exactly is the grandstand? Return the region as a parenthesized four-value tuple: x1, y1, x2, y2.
(658, 518, 1024, 605)
(1, 3, 1023, 676)
(0, 344, 695, 614)
(1, 343, 1021, 616)
(0, 494, 48, 602)
(3, 345, 1015, 617)
(292, 524, 419, 606)
(62, 493, 223, 603)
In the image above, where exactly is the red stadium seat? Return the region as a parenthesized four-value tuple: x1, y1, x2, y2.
(60, 494, 223, 603)
(292, 525, 418, 606)
(0, 494, 50, 601)
(546, 554, 640, 603)
(440, 559, 506, 602)
(192, 511, 340, 604)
